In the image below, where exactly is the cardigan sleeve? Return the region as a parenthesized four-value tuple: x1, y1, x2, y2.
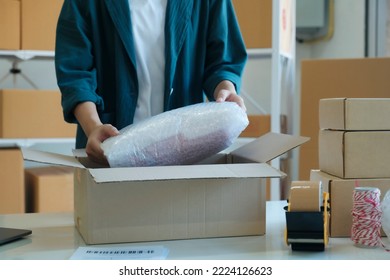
(55, 0, 104, 124)
(202, 0, 248, 100)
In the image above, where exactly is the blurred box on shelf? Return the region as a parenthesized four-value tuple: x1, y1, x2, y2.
(310, 169, 390, 237)
(0, 89, 76, 138)
(25, 166, 74, 213)
(21, 0, 63, 50)
(0, 0, 20, 50)
(0, 148, 25, 214)
(232, 0, 272, 49)
(320, 98, 390, 131)
(0, 0, 63, 51)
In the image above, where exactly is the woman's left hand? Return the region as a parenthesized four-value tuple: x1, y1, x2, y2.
(214, 80, 247, 111)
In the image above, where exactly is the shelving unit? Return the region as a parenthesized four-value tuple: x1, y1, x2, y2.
(0, 50, 75, 158)
(0, 50, 54, 89)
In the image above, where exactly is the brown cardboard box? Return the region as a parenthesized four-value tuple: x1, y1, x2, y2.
(21, 0, 63, 50)
(319, 130, 390, 179)
(232, 0, 272, 49)
(0, 89, 76, 138)
(310, 169, 390, 237)
(25, 166, 74, 213)
(300, 58, 390, 180)
(22, 132, 309, 244)
(0, 148, 25, 214)
(240, 115, 270, 138)
(0, 0, 20, 50)
(320, 98, 390, 131)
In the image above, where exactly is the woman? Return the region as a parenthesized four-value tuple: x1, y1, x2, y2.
(55, 0, 247, 164)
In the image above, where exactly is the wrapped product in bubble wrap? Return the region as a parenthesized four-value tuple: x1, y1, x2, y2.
(101, 102, 249, 167)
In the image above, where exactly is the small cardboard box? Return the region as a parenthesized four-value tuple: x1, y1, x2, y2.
(22, 132, 309, 244)
(320, 98, 390, 131)
(0, 89, 76, 138)
(25, 166, 74, 213)
(0, 148, 25, 214)
(0, 0, 20, 50)
(319, 129, 390, 179)
(310, 169, 390, 237)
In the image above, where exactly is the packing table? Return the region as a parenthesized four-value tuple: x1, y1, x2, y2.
(0, 200, 389, 260)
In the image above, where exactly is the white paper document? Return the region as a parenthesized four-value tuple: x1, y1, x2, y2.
(70, 245, 169, 260)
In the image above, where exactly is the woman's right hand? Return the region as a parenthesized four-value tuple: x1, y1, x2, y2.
(85, 124, 119, 165)
(73, 101, 120, 165)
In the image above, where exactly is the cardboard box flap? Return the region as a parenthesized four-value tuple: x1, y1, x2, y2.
(89, 162, 284, 183)
(22, 148, 84, 168)
(230, 132, 310, 163)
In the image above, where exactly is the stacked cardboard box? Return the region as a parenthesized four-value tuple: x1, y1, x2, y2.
(0, 0, 63, 50)
(310, 98, 390, 237)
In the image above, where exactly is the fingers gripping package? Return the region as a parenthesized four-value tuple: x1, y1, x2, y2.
(101, 102, 249, 167)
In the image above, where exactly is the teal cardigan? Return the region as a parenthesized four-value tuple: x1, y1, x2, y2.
(55, 0, 247, 148)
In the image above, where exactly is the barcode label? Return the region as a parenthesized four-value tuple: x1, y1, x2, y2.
(70, 246, 169, 260)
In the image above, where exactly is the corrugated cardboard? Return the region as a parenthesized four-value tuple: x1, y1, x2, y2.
(319, 130, 390, 179)
(232, 0, 272, 49)
(310, 169, 390, 237)
(0, 148, 25, 214)
(300, 58, 390, 180)
(0, 0, 20, 50)
(320, 98, 390, 130)
(25, 166, 74, 213)
(22, 132, 309, 244)
(0, 89, 76, 138)
(240, 115, 270, 138)
(21, 0, 63, 50)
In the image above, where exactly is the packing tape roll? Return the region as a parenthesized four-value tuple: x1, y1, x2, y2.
(289, 181, 322, 212)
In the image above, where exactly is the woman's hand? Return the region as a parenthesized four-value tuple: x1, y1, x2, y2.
(86, 124, 119, 165)
(74, 101, 119, 165)
(214, 80, 246, 111)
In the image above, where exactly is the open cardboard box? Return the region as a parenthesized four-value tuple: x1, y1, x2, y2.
(22, 132, 309, 244)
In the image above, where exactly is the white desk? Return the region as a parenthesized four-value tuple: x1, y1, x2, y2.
(0, 201, 389, 260)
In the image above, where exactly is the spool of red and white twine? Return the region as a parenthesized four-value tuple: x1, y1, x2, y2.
(351, 187, 383, 248)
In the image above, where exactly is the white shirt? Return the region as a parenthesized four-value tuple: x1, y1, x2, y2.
(129, 0, 167, 123)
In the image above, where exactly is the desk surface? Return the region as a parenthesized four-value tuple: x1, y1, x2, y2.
(0, 201, 389, 260)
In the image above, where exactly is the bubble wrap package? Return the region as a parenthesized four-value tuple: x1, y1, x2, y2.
(101, 102, 249, 167)
(382, 190, 390, 241)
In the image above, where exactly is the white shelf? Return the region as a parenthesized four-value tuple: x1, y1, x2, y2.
(247, 48, 273, 58)
(0, 138, 75, 148)
(0, 50, 54, 61)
